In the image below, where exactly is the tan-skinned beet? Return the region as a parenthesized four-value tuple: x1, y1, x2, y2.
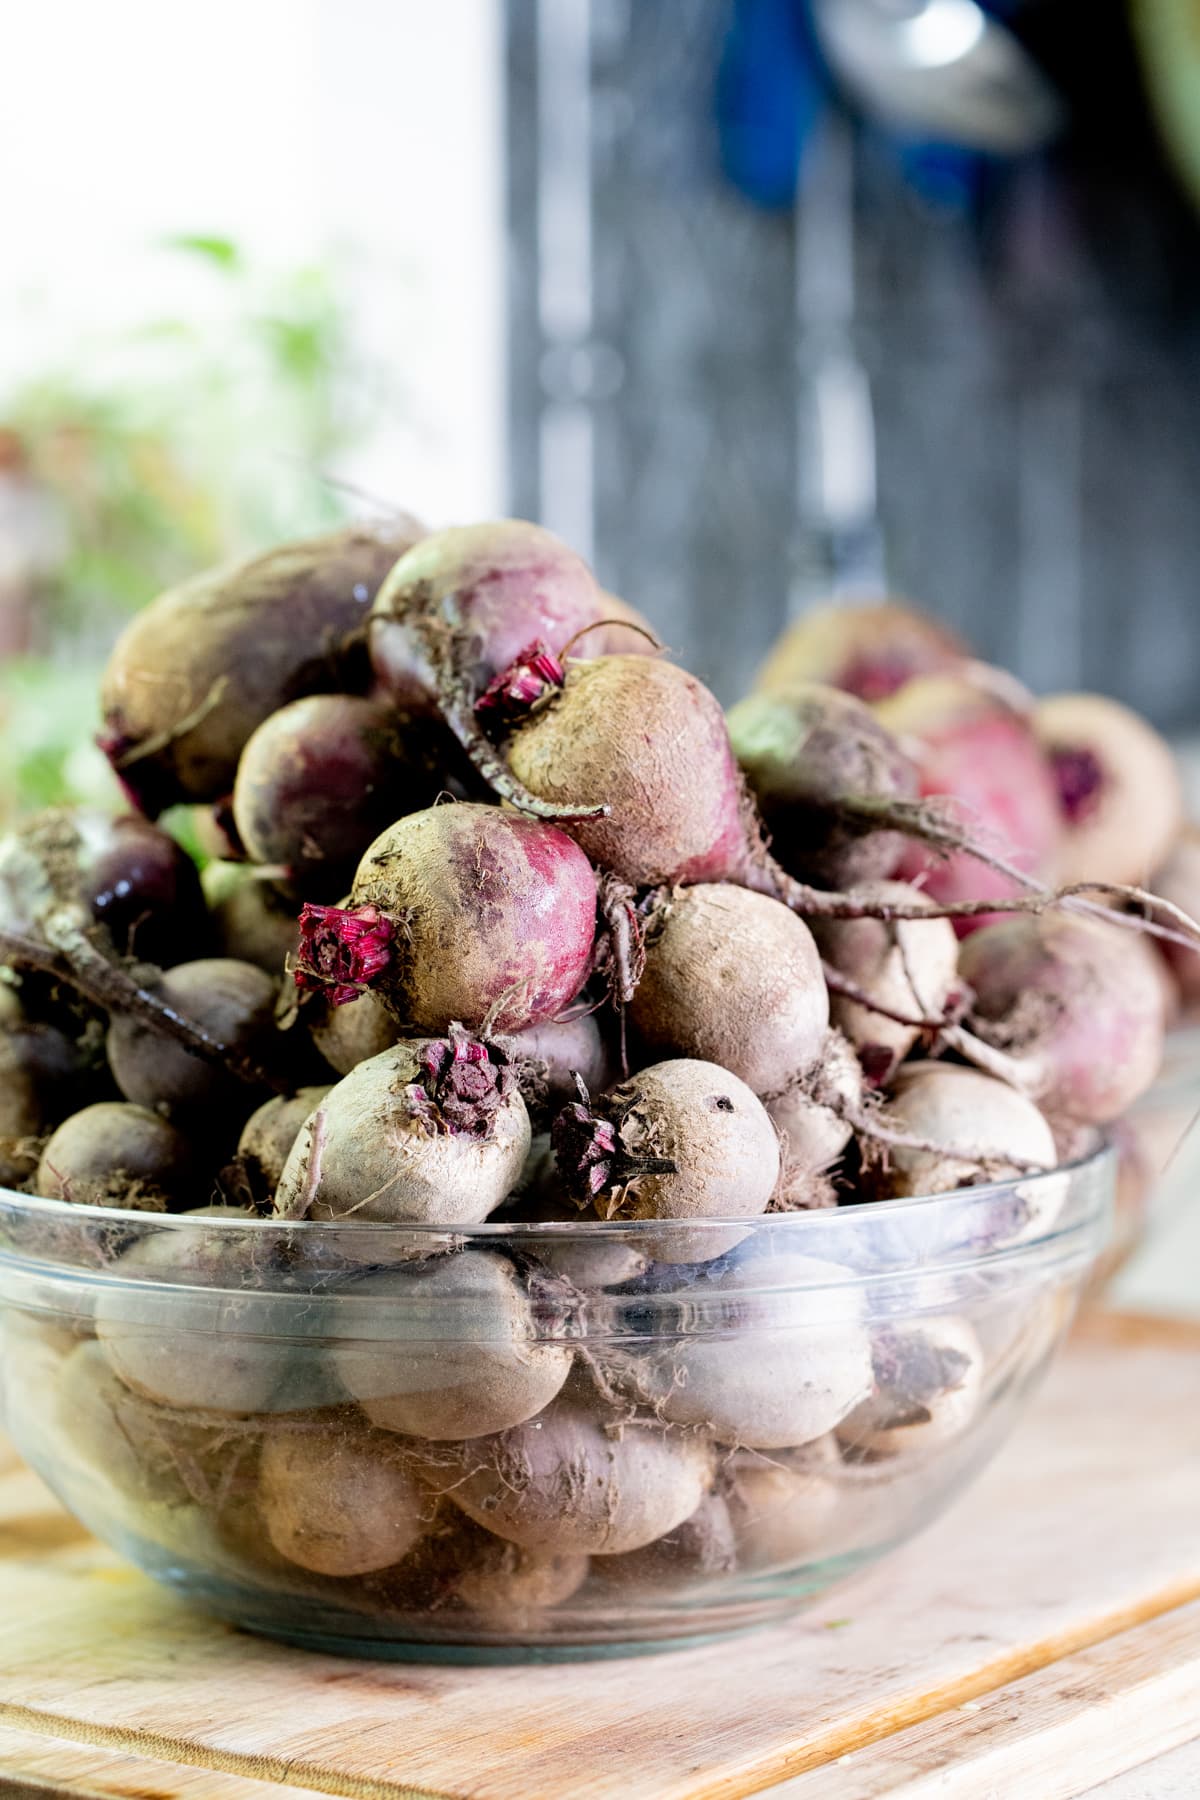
(629, 885, 828, 1097)
(274, 1038, 531, 1226)
(602, 1251, 872, 1450)
(334, 1248, 572, 1440)
(236, 1086, 332, 1202)
(106, 958, 281, 1127)
(552, 1058, 781, 1264)
(421, 1389, 715, 1557)
(36, 1102, 197, 1212)
(257, 1419, 433, 1577)
(99, 518, 423, 816)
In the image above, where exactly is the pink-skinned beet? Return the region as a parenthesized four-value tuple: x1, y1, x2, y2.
(957, 913, 1167, 1125)
(875, 674, 1062, 934)
(505, 656, 752, 888)
(755, 600, 968, 703)
(293, 803, 598, 1034)
(367, 520, 657, 818)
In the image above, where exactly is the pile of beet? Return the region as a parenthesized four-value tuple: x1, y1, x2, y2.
(2, 514, 1194, 1626)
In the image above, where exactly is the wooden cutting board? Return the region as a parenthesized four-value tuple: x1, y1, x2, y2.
(0, 1311, 1198, 1800)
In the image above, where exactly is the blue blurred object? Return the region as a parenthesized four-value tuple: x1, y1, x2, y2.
(716, 0, 826, 208)
(718, 0, 1061, 213)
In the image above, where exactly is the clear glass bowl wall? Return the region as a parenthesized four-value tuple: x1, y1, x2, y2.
(0, 1151, 1112, 1661)
(1104, 1025, 1200, 1290)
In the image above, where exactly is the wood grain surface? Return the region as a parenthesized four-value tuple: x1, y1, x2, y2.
(0, 1312, 1196, 1800)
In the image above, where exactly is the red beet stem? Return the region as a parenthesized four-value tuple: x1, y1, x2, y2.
(294, 903, 395, 1007)
(419, 621, 609, 822)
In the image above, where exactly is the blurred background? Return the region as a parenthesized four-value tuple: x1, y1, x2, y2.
(5, 0, 1200, 813)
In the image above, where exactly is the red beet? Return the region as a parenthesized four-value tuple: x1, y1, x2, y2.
(368, 520, 656, 818)
(1, 808, 209, 969)
(293, 803, 598, 1034)
(231, 694, 447, 898)
(755, 600, 967, 703)
(1033, 693, 1184, 887)
(99, 519, 422, 815)
(875, 675, 1062, 933)
(957, 913, 1167, 1124)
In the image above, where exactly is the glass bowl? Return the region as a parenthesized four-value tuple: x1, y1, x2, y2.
(1096, 1024, 1200, 1291)
(0, 1148, 1112, 1662)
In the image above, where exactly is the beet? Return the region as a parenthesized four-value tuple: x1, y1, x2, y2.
(593, 1491, 737, 1593)
(421, 1388, 715, 1556)
(810, 880, 961, 1081)
(494, 1012, 614, 1126)
(875, 676, 1063, 932)
(99, 518, 422, 815)
(1033, 693, 1184, 887)
(94, 1205, 342, 1415)
(370, 520, 603, 712)
(106, 958, 280, 1125)
(727, 1443, 841, 1570)
(36, 1102, 197, 1211)
(334, 1248, 573, 1439)
(629, 885, 828, 1096)
(236, 1087, 332, 1201)
(552, 1057, 781, 1261)
(505, 656, 752, 887)
(258, 1420, 432, 1576)
(368, 520, 656, 817)
(837, 1317, 983, 1458)
(0, 986, 89, 1149)
(211, 875, 300, 978)
(875, 1064, 1057, 1198)
(767, 1030, 861, 1204)
(728, 684, 919, 887)
(273, 1037, 531, 1225)
(310, 989, 400, 1075)
(605, 1251, 872, 1450)
(231, 694, 445, 898)
(293, 804, 598, 1034)
(957, 913, 1167, 1124)
(2, 807, 209, 968)
(754, 600, 967, 703)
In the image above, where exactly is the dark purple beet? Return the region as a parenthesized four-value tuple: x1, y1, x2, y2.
(87, 814, 210, 965)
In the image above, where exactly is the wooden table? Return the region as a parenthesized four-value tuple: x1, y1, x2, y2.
(1, 1311, 1198, 1799)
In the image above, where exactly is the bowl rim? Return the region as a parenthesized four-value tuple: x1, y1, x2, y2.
(0, 1138, 1113, 1246)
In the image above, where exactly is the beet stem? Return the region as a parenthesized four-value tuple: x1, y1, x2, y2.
(757, 854, 1200, 952)
(802, 1075, 1051, 1176)
(557, 618, 663, 661)
(819, 960, 959, 1033)
(420, 622, 611, 822)
(938, 1024, 1042, 1097)
(0, 921, 284, 1093)
(595, 874, 646, 1009)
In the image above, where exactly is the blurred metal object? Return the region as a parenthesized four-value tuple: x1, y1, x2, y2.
(811, 0, 1065, 154)
(791, 115, 885, 609)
